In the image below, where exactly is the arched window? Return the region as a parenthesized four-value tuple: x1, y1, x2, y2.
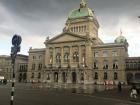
(93, 61, 98, 69)
(104, 72, 107, 80)
(32, 64, 35, 70)
(64, 53, 69, 62)
(113, 60, 118, 69)
(103, 60, 108, 69)
(49, 55, 53, 63)
(38, 73, 41, 79)
(73, 52, 79, 62)
(31, 73, 34, 78)
(47, 74, 50, 80)
(114, 72, 118, 80)
(56, 53, 61, 63)
(38, 64, 42, 70)
(95, 72, 98, 80)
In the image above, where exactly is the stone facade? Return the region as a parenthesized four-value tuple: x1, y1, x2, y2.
(126, 57, 140, 84)
(0, 54, 28, 82)
(27, 48, 45, 83)
(0, 1, 140, 84)
(27, 0, 135, 85)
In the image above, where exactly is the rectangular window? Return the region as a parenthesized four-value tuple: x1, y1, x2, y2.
(112, 51, 118, 56)
(103, 60, 108, 69)
(113, 60, 118, 69)
(38, 64, 42, 70)
(39, 55, 42, 59)
(93, 61, 98, 69)
(103, 51, 108, 57)
(33, 56, 36, 60)
(32, 64, 35, 70)
(114, 72, 118, 80)
(94, 52, 99, 57)
(94, 72, 98, 80)
(104, 72, 108, 80)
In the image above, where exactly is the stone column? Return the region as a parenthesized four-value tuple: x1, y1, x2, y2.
(79, 46, 82, 65)
(58, 72, 62, 83)
(61, 47, 64, 66)
(85, 44, 92, 69)
(77, 71, 81, 83)
(52, 47, 56, 66)
(50, 72, 54, 83)
(67, 71, 72, 83)
(69, 46, 72, 65)
(84, 70, 88, 84)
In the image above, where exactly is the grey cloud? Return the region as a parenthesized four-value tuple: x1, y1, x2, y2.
(0, 0, 140, 37)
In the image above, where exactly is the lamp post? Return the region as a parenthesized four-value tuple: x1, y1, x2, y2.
(10, 35, 22, 105)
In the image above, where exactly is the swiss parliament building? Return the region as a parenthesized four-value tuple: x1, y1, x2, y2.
(1, 0, 140, 85)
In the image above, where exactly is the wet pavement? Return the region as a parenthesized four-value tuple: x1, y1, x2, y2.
(0, 83, 140, 105)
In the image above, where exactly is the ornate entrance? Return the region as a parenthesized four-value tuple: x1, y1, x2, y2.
(19, 73, 22, 82)
(23, 73, 27, 82)
(54, 72, 58, 82)
(72, 72, 77, 83)
(62, 72, 67, 83)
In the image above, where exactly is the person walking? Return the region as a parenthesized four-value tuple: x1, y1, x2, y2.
(118, 82, 122, 92)
(130, 85, 137, 101)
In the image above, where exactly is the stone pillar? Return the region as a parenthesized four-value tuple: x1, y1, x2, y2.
(85, 44, 92, 69)
(67, 71, 72, 83)
(58, 72, 62, 83)
(77, 71, 81, 83)
(52, 47, 56, 66)
(61, 47, 64, 66)
(50, 72, 54, 83)
(69, 46, 72, 65)
(79, 46, 82, 65)
(84, 70, 88, 84)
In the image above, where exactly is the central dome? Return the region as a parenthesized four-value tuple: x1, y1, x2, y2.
(68, 8, 94, 19)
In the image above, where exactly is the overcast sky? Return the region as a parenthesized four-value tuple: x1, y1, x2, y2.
(0, 0, 140, 57)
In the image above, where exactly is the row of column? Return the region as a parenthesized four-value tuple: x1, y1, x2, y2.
(42, 70, 93, 84)
(50, 46, 86, 66)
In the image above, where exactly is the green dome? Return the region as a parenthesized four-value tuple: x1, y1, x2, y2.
(115, 36, 127, 44)
(68, 8, 94, 19)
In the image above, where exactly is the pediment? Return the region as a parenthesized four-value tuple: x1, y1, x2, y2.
(47, 32, 86, 44)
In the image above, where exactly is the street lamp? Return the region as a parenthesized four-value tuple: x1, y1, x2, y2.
(10, 35, 22, 105)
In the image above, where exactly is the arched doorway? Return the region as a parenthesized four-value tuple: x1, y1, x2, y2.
(81, 73, 84, 81)
(126, 73, 133, 84)
(54, 72, 58, 82)
(62, 72, 66, 83)
(19, 73, 22, 82)
(72, 72, 77, 83)
(23, 73, 27, 82)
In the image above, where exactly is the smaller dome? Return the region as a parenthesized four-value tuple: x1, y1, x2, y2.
(115, 36, 127, 44)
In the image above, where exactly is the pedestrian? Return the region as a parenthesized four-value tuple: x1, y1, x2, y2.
(118, 82, 122, 92)
(130, 85, 137, 100)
